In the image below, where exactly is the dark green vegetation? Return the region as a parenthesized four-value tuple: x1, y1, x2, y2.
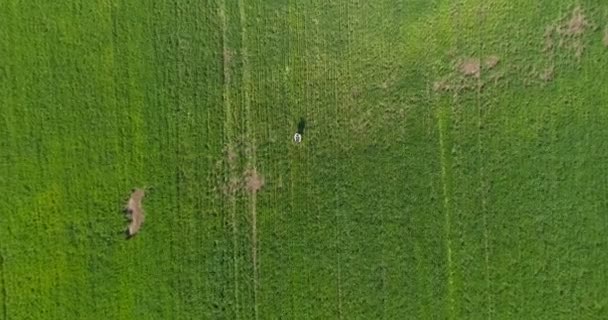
(2, 0, 608, 319)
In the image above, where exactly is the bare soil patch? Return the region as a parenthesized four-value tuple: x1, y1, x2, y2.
(559, 7, 591, 58)
(603, 26, 608, 47)
(558, 6, 590, 37)
(223, 48, 233, 66)
(433, 79, 451, 92)
(540, 66, 555, 82)
(223, 48, 233, 81)
(543, 26, 556, 53)
(484, 55, 500, 70)
(218, 144, 266, 196)
(458, 58, 481, 78)
(244, 168, 265, 193)
(226, 146, 237, 166)
(124, 188, 145, 238)
(544, 6, 593, 59)
(433, 78, 466, 93)
(435, 55, 502, 94)
(224, 176, 242, 195)
(350, 87, 361, 99)
(435, 7, 597, 95)
(218, 145, 242, 196)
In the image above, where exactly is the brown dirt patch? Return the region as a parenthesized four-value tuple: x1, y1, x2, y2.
(544, 6, 593, 59)
(223, 176, 242, 195)
(223, 48, 233, 81)
(543, 26, 556, 53)
(124, 188, 145, 238)
(217, 145, 266, 196)
(457, 58, 481, 78)
(220, 145, 240, 195)
(223, 48, 233, 66)
(433, 79, 451, 92)
(244, 168, 264, 193)
(484, 55, 500, 70)
(226, 146, 237, 166)
(351, 87, 361, 99)
(433, 78, 464, 93)
(435, 55, 505, 96)
(540, 66, 555, 82)
(558, 6, 590, 37)
(603, 26, 608, 47)
(558, 7, 591, 59)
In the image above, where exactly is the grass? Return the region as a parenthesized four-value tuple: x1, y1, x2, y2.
(1, 0, 608, 319)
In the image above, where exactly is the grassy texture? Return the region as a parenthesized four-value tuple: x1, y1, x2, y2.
(1, 0, 608, 319)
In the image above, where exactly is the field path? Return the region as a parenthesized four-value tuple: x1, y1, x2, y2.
(219, 1, 241, 318)
(237, 1, 260, 319)
(437, 106, 455, 320)
(477, 3, 493, 318)
(1, 251, 7, 320)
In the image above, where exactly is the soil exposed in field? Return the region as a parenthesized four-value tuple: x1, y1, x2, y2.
(544, 6, 592, 58)
(540, 66, 555, 82)
(484, 55, 500, 70)
(124, 188, 145, 238)
(435, 6, 602, 94)
(433, 54, 501, 93)
(218, 145, 266, 195)
(223, 48, 233, 81)
(245, 168, 265, 193)
(458, 58, 481, 78)
(559, 6, 590, 36)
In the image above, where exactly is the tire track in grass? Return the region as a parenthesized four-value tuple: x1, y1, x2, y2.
(175, 0, 213, 315)
(336, 2, 355, 316)
(303, 7, 314, 316)
(476, 3, 493, 319)
(0, 124, 8, 319)
(174, 3, 185, 317)
(170, 1, 187, 316)
(290, 3, 312, 315)
(333, 4, 347, 318)
(436, 103, 455, 320)
(377, 2, 393, 317)
(305, 2, 343, 317)
(433, 7, 457, 315)
(287, 139, 298, 318)
(249, 5, 288, 316)
(237, 1, 259, 319)
(286, 3, 307, 317)
(309, 2, 340, 314)
(446, 0, 464, 319)
(0, 8, 10, 316)
(332, 73, 344, 320)
(281, 23, 294, 317)
(219, 1, 240, 318)
(294, 1, 309, 309)
(271, 82, 288, 319)
(251, 29, 287, 313)
(303, 2, 324, 315)
(448, 1, 464, 314)
(1, 251, 7, 320)
(287, 5, 297, 315)
(281, 8, 303, 312)
(197, 0, 230, 313)
(299, 7, 313, 317)
(144, 3, 180, 317)
(285, 33, 297, 316)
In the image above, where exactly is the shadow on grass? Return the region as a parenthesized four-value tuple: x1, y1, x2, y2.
(297, 117, 306, 135)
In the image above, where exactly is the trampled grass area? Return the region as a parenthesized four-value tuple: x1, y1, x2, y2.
(1, 0, 608, 319)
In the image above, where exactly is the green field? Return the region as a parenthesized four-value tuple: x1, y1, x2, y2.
(2, 0, 608, 319)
